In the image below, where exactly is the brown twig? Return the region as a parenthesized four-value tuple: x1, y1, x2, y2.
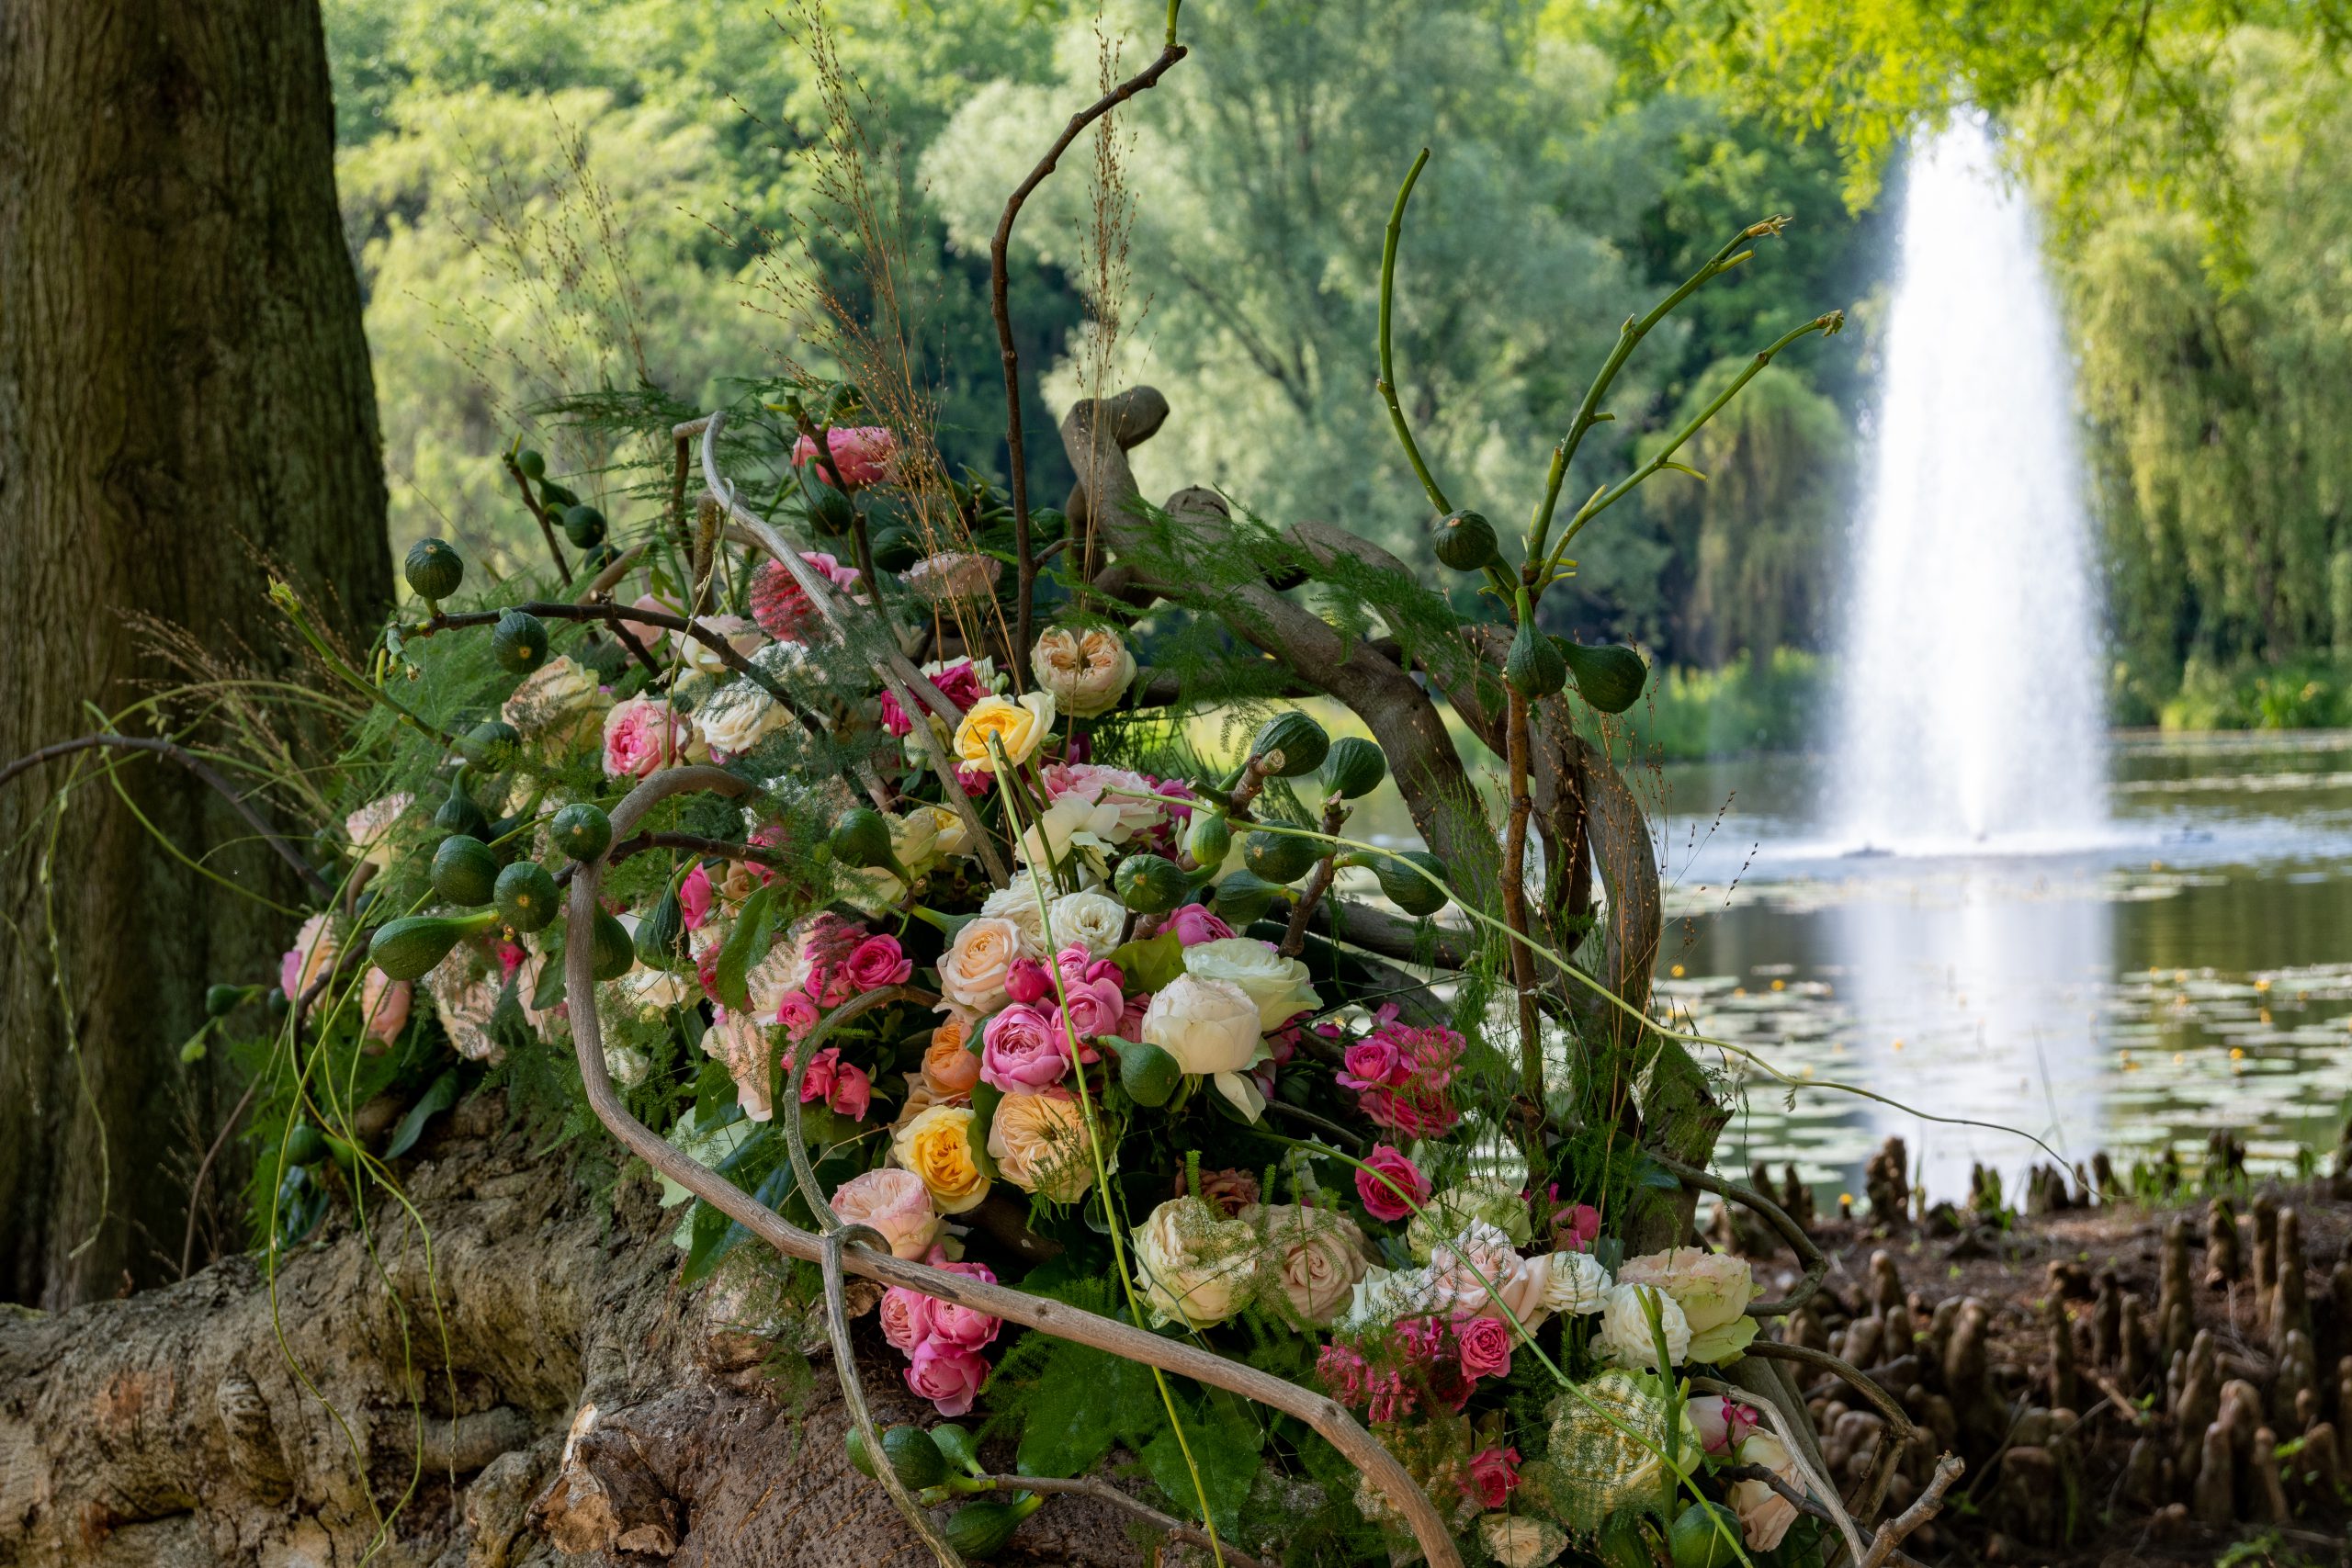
(1860, 1455, 1963, 1568)
(1278, 797, 1349, 957)
(1747, 1341, 1921, 1446)
(989, 35, 1190, 660)
(502, 450, 574, 587)
(560, 766, 1464, 1568)
(0, 732, 333, 897)
(968, 1475, 1273, 1568)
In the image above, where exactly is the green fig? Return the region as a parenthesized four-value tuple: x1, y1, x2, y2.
(805, 480, 856, 536)
(462, 718, 521, 771)
(434, 770, 490, 840)
(1373, 850, 1450, 917)
(1184, 808, 1232, 869)
(1117, 1040, 1182, 1107)
(493, 861, 560, 933)
(205, 983, 246, 1018)
(1668, 1502, 1744, 1568)
(634, 885, 688, 971)
(404, 537, 465, 603)
(492, 609, 549, 675)
(1430, 508, 1498, 571)
(281, 1121, 327, 1167)
(1211, 869, 1283, 924)
(1319, 736, 1387, 800)
(430, 834, 500, 907)
(560, 503, 606, 548)
(1241, 829, 1318, 886)
(1113, 854, 1190, 915)
(830, 807, 910, 884)
(942, 1495, 1042, 1557)
(1503, 615, 1567, 698)
(515, 447, 547, 480)
(589, 908, 636, 981)
(1249, 712, 1329, 778)
(550, 802, 613, 863)
(368, 912, 493, 981)
(1561, 639, 1650, 714)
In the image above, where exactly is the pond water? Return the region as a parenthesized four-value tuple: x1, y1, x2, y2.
(1647, 730, 2352, 1203)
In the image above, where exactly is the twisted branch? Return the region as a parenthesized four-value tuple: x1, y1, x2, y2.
(560, 765, 1465, 1568)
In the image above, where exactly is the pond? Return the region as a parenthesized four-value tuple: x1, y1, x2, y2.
(1647, 729, 2352, 1204)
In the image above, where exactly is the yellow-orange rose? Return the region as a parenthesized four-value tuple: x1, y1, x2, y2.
(892, 1103, 990, 1213)
(952, 693, 1056, 774)
(987, 1091, 1096, 1202)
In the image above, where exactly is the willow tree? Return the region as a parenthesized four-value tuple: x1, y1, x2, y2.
(0, 0, 391, 1304)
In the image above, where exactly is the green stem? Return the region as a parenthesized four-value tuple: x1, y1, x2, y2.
(1377, 148, 1451, 518)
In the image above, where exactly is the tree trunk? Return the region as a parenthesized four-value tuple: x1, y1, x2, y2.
(0, 1101, 1147, 1568)
(0, 0, 391, 1305)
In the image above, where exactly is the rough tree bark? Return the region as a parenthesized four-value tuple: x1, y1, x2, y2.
(0, 0, 392, 1304)
(0, 1100, 1150, 1568)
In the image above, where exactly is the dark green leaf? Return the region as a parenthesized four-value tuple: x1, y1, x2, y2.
(386, 1069, 462, 1159)
(715, 881, 781, 1013)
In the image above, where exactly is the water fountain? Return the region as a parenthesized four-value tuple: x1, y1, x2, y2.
(1833, 112, 2109, 852)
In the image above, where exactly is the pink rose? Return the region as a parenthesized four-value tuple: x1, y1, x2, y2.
(602, 694, 686, 779)
(879, 1285, 933, 1349)
(1354, 1146, 1430, 1223)
(843, 933, 912, 992)
(1547, 1190, 1602, 1253)
(904, 1340, 989, 1417)
(929, 660, 989, 711)
(1003, 957, 1052, 1005)
(792, 425, 899, 490)
(978, 1004, 1069, 1093)
(920, 1258, 1002, 1351)
(831, 1168, 940, 1260)
(741, 823, 787, 886)
(1453, 1314, 1513, 1380)
(361, 972, 412, 1045)
(1364, 1368, 1415, 1425)
(776, 992, 821, 1041)
(678, 863, 714, 931)
(281, 912, 337, 1001)
(1337, 1038, 1408, 1090)
(797, 1044, 841, 1103)
(1690, 1394, 1760, 1456)
(1159, 905, 1233, 946)
(1053, 975, 1126, 1053)
(829, 1060, 873, 1121)
(1316, 1343, 1367, 1404)
(1460, 1446, 1521, 1508)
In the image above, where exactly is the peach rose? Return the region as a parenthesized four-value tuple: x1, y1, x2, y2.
(923, 1010, 983, 1096)
(939, 916, 1023, 1011)
(987, 1090, 1095, 1202)
(1245, 1202, 1371, 1326)
(1029, 626, 1136, 719)
(828, 1168, 941, 1259)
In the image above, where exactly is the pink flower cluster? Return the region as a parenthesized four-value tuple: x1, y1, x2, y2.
(749, 551, 862, 642)
(792, 1044, 873, 1121)
(878, 658, 990, 738)
(1334, 1008, 1466, 1139)
(1318, 1312, 1515, 1427)
(1542, 1185, 1602, 1252)
(791, 425, 898, 490)
(981, 947, 1135, 1090)
(797, 916, 912, 1009)
(1460, 1445, 1521, 1508)
(879, 1249, 1002, 1416)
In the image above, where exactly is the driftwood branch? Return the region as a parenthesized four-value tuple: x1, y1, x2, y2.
(1860, 1455, 1962, 1568)
(560, 765, 1466, 1568)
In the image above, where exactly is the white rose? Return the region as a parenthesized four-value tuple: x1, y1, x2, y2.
(1618, 1246, 1761, 1362)
(604, 1044, 650, 1087)
(695, 680, 789, 758)
(502, 654, 609, 750)
(701, 1010, 775, 1121)
(1030, 626, 1136, 718)
(1542, 1251, 1613, 1314)
(621, 965, 694, 1018)
(1244, 1202, 1370, 1326)
(896, 803, 971, 869)
(940, 916, 1024, 1011)
(978, 883, 1051, 958)
(1047, 890, 1126, 956)
(1182, 938, 1321, 1032)
(1132, 1197, 1258, 1328)
(1339, 1262, 1441, 1331)
(1598, 1280, 1690, 1371)
(673, 613, 765, 675)
(1478, 1515, 1567, 1568)
(1140, 975, 1269, 1121)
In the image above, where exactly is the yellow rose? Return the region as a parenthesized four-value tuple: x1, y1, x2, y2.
(892, 1103, 991, 1213)
(952, 692, 1056, 774)
(987, 1091, 1097, 1202)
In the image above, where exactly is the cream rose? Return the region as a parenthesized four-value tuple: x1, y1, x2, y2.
(1030, 626, 1136, 719)
(502, 653, 609, 752)
(1598, 1280, 1691, 1371)
(1182, 938, 1321, 1032)
(940, 916, 1024, 1010)
(978, 884, 1050, 958)
(1405, 1179, 1533, 1262)
(344, 793, 413, 873)
(891, 1103, 991, 1213)
(1478, 1516, 1568, 1568)
(1245, 1202, 1370, 1326)
(694, 679, 789, 757)
(829, 1168, 942, 1259)
(673, 613, 765, 676)
(1426, 1219, 1553, 1329)
(1542, 1250, 1614, 1314)
(1141, 975, 1268, 1121)
(1727, 1431, 1803, 1551)
(1132, 1196, 1258, 1328)
(1046, 890, 1126, 957)
(952, 692, 1056, 773)
(987, 1091, 1096, 1202)
(1616, 1246, 1760, 1362)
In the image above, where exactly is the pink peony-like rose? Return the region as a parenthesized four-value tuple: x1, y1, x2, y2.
(791, 425, 898, 490)
(602, 694, 687, 778)
(1157, 904, 1233, 947)
(776, 991, 821, 1041)
(829, 1060, 873, 1121)
(1354, 1145, 1430, 1223)
(1338, 1038, 1408, 1090)
(1690, 1393, 1761, 1456)
(1453, 1314, 1514, 1379)
(904, 1340, 988, 1417)
(678, 863, 714, 931)
(748, 552, 861, 642)
(978, 1004, 1069, 1093)
(1316, 1343, 1367, 1404)
(920, 1258, 1002, 1351)
(797, 1044, 842, 1104)
(842, 933, 912, 992)
(929, 660, 990, 711)
(1051, 973, 1126, 1055)
(1461, 1446, 1521, 1508)
(878, 1285, 933, 1349)
(830, 1168, 940, 1260)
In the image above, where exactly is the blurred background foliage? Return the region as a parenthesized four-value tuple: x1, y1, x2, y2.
(326, 0, 2352, 750)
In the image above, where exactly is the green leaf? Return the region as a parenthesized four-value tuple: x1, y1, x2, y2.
(715, 881, 781, 1013)
(386, 1069, 462, 1159)
(1013, 1344, 1126, 1479)
(1107, 928, 1185, 994)
(1136, 1390, 1262, 1539)
(967, 1080, 1004, 1179)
